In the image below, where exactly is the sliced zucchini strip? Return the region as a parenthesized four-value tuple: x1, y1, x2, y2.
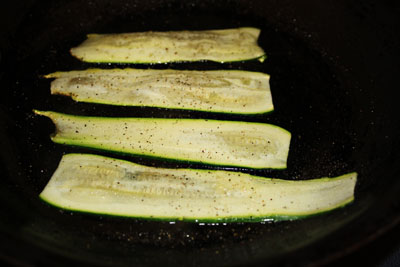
(33, 110, 291, 169)
(40, 153, 357, 222)
(70, 27, 266, 63)
(45, 68, 273, 114)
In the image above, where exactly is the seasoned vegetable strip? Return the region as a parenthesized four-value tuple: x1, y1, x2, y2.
(45, 69, 273, 114)
(40, 153, 357, 222)
(33, 110, 291, 169)
(70, 27, 266, 63)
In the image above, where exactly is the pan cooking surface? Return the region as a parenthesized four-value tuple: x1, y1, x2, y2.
(1, 0, 399, 266)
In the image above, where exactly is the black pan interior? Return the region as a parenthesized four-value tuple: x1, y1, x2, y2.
(1, 0, 400, 266)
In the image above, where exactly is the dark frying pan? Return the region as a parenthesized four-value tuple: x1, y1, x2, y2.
(1, 0, 400, 266)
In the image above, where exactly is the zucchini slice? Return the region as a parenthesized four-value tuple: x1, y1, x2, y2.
(33, 110, 291, 169)
(45, 68, 273, 114)
(70, 27, 266, 63)
(40, 153, 357, 222)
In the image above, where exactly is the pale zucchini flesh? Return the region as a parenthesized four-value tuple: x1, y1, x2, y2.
(40, 153, 357, 222)
(34, 110, 291, 169)
(45, 68, 273, 114)
(70, 27, 266, 63)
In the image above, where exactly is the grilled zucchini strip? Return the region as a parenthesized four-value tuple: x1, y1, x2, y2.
(45, 68, 273, 114)
(34, 110, 291, 169)
(70, 27, 266, 63)
(40, 153, 357, 222)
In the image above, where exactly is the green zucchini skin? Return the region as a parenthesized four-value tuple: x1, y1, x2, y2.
(33, 110, 291, 169)
(70, 27, 266, 64)
(45, 68, 273, 115)
(40, 153, 357, 222)
(72, 55, 267, 65)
